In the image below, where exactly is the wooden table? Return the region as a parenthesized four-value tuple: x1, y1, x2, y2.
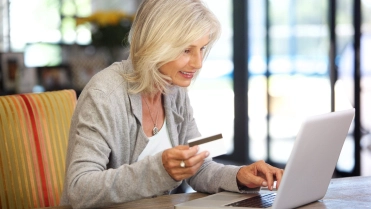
(39, 176, 371, 209)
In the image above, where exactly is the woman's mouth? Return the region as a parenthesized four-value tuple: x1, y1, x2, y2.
(180, 71, 193, 75)
(180, 71, 195, 79)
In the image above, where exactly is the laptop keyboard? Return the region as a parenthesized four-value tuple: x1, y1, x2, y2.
(225, 193, 276, 208)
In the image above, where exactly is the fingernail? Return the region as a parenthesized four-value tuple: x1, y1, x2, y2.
(262, 181, 267, 187)
(205, 151, 210, 157)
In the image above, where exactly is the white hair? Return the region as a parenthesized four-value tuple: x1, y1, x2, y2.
(124, 0, 221, 94)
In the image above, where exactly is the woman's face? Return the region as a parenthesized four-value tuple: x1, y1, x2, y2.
(159, 34, 210, 87)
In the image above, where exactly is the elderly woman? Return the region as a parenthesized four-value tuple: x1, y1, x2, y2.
(60, 0, 283, 208)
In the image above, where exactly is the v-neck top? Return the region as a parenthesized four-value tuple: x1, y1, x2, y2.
(137, 118, 172, 161)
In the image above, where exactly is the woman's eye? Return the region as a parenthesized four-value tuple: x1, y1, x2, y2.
(184, 49, 191, 54)
(201, 46, 206, 51)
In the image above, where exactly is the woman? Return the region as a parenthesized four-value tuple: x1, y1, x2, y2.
(60, 0, 283, 208)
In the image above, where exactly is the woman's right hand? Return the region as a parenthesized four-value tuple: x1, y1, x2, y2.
(162, 145, 209, 181)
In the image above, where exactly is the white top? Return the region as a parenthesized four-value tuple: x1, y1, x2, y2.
(137, 118, 172, 161)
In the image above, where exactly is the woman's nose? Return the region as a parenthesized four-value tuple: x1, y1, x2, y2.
(190, 51, 203, 69)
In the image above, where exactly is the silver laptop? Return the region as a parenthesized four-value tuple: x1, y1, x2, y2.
(175, 108, 355, 209)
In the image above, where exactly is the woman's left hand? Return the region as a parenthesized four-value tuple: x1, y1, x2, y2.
(236, 160, 284, 191)
(162, 145, 209, 181)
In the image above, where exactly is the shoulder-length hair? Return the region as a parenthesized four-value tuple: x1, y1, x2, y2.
(124, 0, 221, 94)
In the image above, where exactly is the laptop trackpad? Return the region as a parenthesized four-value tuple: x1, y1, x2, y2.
(175, 192, 258, 208)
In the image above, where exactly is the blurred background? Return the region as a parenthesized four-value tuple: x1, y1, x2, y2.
(0, 0, 370, 180)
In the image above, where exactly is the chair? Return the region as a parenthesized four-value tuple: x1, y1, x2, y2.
(0, 89, 77, 209)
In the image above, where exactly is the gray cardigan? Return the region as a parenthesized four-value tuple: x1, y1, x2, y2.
(60, 60, 243, 208)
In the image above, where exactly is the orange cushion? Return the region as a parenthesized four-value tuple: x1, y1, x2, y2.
(0, 90, 76, 209)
